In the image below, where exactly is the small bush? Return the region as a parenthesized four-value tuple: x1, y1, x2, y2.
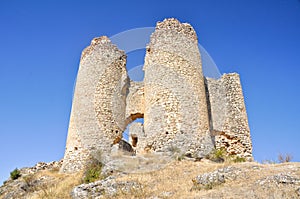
(176, 154, 185, 161)
(83, 150, 104, 183)
(278, 153, 293, 163)
(207, 148, 247, 163)
(10, 168, 21, 180)
(83, 162, 103, 183)
(214, 148, 227, 159)
(232, 156, 246, 163)
(207, 148, 227, 163)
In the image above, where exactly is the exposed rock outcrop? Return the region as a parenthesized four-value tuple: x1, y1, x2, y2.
(71, 176, 142, 199)
(1, 160, 300, 199)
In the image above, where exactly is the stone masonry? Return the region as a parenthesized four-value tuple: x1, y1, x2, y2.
(60, 36, 129, 172)
(206, 74, 252, 159)
(61, 18, 253, 172)
(143, 19, 213, 156)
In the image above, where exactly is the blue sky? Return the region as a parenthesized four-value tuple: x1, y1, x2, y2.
(0, 0, 299, 184)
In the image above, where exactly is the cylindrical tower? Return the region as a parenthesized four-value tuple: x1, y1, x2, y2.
(143, 18, 213, 157)
(61, 36, 128, 172)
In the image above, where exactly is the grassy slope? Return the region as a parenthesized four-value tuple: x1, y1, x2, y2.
(1, 160, 299, 198)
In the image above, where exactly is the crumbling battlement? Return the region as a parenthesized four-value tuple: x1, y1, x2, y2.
(206, 74, 252, 160)
(61, 18, 253, 173)
(156, 18, 198, 41)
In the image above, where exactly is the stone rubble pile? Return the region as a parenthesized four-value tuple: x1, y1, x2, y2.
(71, 176, 142, 199)
(191, 166, 242, 190)
(20, 160, 63, 175)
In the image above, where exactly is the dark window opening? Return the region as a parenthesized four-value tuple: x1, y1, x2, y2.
(131, 135, 138, 147)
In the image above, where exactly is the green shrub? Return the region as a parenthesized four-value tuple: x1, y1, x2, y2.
(83, 150, 104, 183)
(83, 162, 103, 183)
(207, 148, 227, 163)
(214, 148, 227, 159)
(176, 154, 185, 161)
(232, 156, 246, 163)
(207, 148, 247, 163)
(10, 168, 21, 180)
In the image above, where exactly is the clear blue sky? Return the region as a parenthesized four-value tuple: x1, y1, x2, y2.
(0, 0, 299, 184)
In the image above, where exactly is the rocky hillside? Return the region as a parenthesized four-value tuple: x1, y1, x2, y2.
(1, 158, 300, 199)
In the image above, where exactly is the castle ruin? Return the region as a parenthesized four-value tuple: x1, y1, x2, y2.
(61, 18, 252, 173)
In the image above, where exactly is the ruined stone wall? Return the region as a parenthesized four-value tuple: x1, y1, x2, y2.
(143, 18, 213, 157)
(61, 37, 128, 172)
(125, 81, 144, 122)
(62, 18, 253, 173)
(206, 73, 252, 160)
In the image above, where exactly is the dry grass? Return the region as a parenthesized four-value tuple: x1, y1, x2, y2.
(111, 160, 300, 199)
(5, 159, 299, 198)
(26, 170, 83, 199)
(115, 160, 226, 198)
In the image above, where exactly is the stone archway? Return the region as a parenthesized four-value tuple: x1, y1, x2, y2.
(122, 113, 144, 153)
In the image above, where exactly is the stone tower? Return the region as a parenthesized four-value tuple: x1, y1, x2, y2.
(143, 19, 213, 156)
(61, 18, 253, 173)
(60, 37, 128, 172)
(206, 74, 252, 158)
